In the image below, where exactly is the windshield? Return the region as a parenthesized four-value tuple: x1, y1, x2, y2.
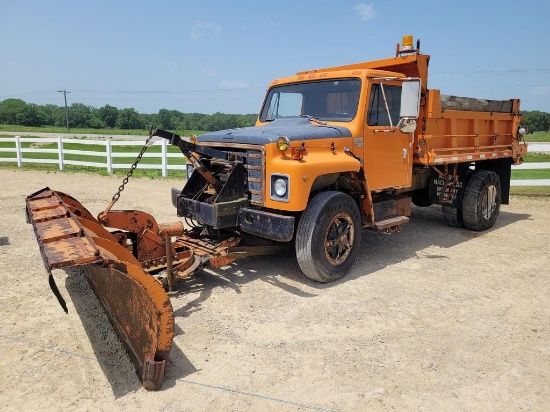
(259, 79, 361, 122)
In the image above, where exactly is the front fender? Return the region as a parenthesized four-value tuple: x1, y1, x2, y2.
(264, 145, 361, 211)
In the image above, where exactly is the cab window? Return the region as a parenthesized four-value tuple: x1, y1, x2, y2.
(367, 84, 402, 126)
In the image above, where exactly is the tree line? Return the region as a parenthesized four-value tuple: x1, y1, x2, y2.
(0, 98, 257, 131)
(522, 111, 550, 133)
(0, 98, 548, 133)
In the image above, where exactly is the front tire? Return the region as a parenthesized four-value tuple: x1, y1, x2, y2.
(461, 170, 501, 231)
(296, 192, 361, 282)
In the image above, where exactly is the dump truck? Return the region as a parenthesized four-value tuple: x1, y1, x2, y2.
(25, 36, 528, 389)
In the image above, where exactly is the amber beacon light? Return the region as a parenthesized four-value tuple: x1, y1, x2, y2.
(396, 34, 420, 56)
(402, 35, 414, 50)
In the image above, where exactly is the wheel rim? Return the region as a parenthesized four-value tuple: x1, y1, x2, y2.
(482, 184, 498, 219)
(324, 212, 355, 265)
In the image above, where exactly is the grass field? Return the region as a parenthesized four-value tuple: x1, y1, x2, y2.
(511, 152, 550, 180)
(511, 169, 550, 179)
(524, 131, 550, 142)
(510, 186, 550, 196)
(0, 124, 206, 137)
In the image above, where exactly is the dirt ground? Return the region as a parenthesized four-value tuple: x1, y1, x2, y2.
(0, 169, 549, 411)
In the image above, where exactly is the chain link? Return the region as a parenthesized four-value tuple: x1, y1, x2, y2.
(110, 133, 154, 204)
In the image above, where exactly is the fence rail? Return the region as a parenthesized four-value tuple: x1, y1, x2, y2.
(0, 136, 548, 186)
(0, 136, 185, 177)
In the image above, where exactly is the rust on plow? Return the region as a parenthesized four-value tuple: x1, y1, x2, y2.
(26, 188, 102, 270)
(25, 187, 176, 390)
(85, 262, 174, 390)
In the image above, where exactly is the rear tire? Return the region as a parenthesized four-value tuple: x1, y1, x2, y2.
(296, 192, 361, 283)
(462, 170, 501, 231)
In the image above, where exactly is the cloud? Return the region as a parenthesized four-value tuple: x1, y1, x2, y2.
(191, 21, 221, 40)
(161, 60, 178, 70)
(220, 79, 250, 89)
(201, 68, 218, 78)
(2, 60, 22, 69)
(355, 3, 376, 21)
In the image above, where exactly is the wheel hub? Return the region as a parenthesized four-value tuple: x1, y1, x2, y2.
(324, 213, 355, 265)
(482, 184, 498, 219)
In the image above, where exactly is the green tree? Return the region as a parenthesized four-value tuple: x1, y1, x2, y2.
(139, 112, 156, 129)
(68, 103, 92, 128)
(0, 99, 28, 124)
(523, 110, 550, 133)
(40, 104, 65, 126)
(98, 104, 118, 128)
(15, 103, 46, 126)
(89, 108, 106, 129)
(116, 108, 144, 129)
(157, 109, 175, 129)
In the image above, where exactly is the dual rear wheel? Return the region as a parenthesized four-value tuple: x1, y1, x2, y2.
(443, 170, 501, 231)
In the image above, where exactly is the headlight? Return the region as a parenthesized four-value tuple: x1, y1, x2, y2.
(274, 178, 287, 197)
(270, 174, 290, 202)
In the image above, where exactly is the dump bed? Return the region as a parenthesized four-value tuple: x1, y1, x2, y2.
(414, 89, 526, 166)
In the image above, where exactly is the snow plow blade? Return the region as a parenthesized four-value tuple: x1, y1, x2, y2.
(25, 187, 174, 390)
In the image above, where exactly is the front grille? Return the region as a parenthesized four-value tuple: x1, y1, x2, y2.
(208, 147, 264, 205)
(246, 150, 263, 204)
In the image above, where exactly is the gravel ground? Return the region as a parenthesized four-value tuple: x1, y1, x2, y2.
(0, 168, 549, 411)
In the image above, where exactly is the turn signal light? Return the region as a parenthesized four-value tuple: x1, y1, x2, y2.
(291, 148, 303, 160)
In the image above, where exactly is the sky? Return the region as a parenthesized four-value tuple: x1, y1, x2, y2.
(1, 0, 549, 115)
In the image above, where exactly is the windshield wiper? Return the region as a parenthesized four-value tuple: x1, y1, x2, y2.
(299, 114, 327, 125)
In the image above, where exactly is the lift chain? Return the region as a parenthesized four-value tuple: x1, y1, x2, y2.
(110, 132, 155, 205)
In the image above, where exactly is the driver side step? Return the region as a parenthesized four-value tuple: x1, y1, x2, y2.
(374, 216, 409, 233)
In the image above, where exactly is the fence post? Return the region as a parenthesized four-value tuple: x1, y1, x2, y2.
(106, 139, 113, 174)
(161, 139, 168, 178)
(57, 136, 64, 171)
(15, 136, 23, 167)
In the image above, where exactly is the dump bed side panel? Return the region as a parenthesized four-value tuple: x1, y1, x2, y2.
(414, 90, 526, 166)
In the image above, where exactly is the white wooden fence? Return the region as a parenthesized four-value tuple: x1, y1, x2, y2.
(0, 136, 185, 177)
(0, 136, 548, 185)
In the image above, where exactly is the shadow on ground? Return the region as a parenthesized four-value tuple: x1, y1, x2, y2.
(172, 204, 531, 317)
(63, 268, 197, 398)
(59, 204, 530, 396)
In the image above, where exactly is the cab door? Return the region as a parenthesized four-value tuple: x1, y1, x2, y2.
(362, 81, 413, 190)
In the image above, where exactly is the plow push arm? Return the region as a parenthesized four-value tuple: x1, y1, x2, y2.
(152, 128, 228, 188)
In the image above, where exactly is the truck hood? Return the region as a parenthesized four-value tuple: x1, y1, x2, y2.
(197, 118, 352, 145)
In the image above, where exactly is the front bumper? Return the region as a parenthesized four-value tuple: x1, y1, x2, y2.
(171, 188, 294, 242)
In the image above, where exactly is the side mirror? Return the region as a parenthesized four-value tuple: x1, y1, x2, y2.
(398, 79, 421, 133)
(396, 118, 417, 133)
(400, 79, 421, 119)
